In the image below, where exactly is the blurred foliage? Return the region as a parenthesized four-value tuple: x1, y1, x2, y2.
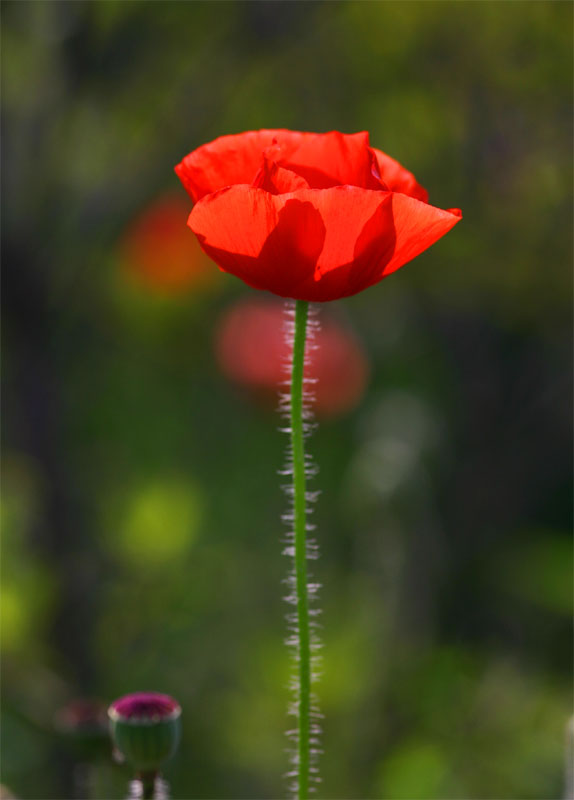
(1, 1, 572, 799)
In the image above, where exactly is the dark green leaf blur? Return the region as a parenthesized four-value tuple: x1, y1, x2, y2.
(2, 2, 572, 798)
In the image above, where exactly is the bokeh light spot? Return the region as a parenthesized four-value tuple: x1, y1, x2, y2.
(114, 479, 202, 567)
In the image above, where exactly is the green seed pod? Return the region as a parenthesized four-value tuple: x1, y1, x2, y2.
(108, 693, 181, 772)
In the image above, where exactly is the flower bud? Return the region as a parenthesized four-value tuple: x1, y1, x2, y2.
(108, 693, 181, 772)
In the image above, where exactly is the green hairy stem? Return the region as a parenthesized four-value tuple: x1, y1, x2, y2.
(290, 299, 311, 799)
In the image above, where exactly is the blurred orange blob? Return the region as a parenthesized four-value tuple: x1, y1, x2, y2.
(121, 194, 213, 292)
(215, 297, 370, 418)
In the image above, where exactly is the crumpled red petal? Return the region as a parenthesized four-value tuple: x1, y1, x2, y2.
(189, 186, 326, 297)
(252, 155, 311, 194)
(379, 194, 461, 280)
(281, 131, 384, 191)
(371, 147, 429, 202)
(174, 129, 311, 202)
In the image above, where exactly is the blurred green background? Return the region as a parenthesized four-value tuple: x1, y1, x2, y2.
(2, 2, 572, 799)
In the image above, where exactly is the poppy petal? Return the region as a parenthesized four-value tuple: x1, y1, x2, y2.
(310, 191, 460, 299)
(303, 187, 395, 299)
(175, 129, 310, 202)
(189, 186, 326, 297)
(379, 194, 462, 281)
(371, 147, 429, 202)
(252, 157, 311, 194)
(282, 131, 384, 191)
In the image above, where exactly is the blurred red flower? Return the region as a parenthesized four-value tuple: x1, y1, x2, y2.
(54, 698, 108, 735)
(121, 194, 213, 293)
(175, 130, 461, 301)
(215, 297, 369, 418)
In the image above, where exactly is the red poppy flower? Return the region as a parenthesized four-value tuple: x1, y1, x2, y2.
(175, 130, 461, 302)
(215, 297, 369, 418)
(121, 194, 213, 293)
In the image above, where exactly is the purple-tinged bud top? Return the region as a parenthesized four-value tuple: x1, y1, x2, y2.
(108, 692, 181, 771)
(110, 693, 180, 723)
